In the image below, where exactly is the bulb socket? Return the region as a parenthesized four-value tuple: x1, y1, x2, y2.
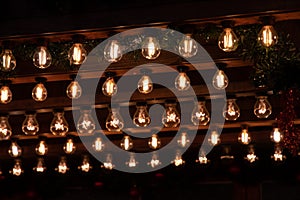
(71, 34, 86, 43)
(25, 110, 36, 115)
(53, 108, 64, 113)
(136, 102, 147, 107)
(241, 124, 248, 130)
(260, 16, 275, 25)
(69, 74, 79, 81)
(177, 65, 189, 72)
(35, 77, 47, 83)
(104, 71, 116, 78)
(226, 94, 236, 100)
(140, 68, 152, 75)
(165, 99, 177, 105)
(0, 112, 9, 117)
(80, 105, 92, 111)
(196, 96, 206, 102)
(221, 20, 235, 28)
(215, 62, 227, 70)
(1, 80, 12, 86)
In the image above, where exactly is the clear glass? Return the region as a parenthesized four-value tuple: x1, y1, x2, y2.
(102, 77, 117, 96)
(191, 101, 210, 126)
(0, 115, 12, 140)
(32, 82, 47, 101)
(102, 154, 114, 170)
(50, 110, 69, 136)
(8, 141, 22, 157)
(57, 157, 68, 174)
(148, 153, 161, 168)
(66, 80, 82, 99)
(35, 140, 48, 156)
(177, 131, 190, 148)
(0, 85, 12, 104)
(173, 150, 185, 166)
(22, 113, 39, 135)
(270, 127, 283, 143)
(258, 25, 278, 48)
(105, 107, 124, 132)
(208, 130, 221, 146)
(254, 96, 272, 118)
(272, 145, 285, 162)
(245, 151, 258, 163)
(178, 35, 198, 58)
(133, 104, 151, 127)
(104, 40, 122, 62)
(126, 153, 138, 168)
(120, 135, 133, 151)
(33, 46, 52, 69)
(175, 72, 190, 91)
(223, 99, 240, 121)
(92, 137, 104, 152)
(137, 75, 153, 94)
(10, 160, 23, 176)
(77, 109, 96, 135)
(63, 138, 76, 154)
(68, 43, 87, 65)
(33, 158, 46, 173)
(141, 37, 161, 59)
(212, 70, 229, 90)
(79, 156, 92, 172)
(148, 134, 161, 149)
(218, 28, 239, 52)
(238, 128, 251, 145)
(198, 152, 209, 165)
(162, 102, 180, 128)
(0, 49, 16, 72)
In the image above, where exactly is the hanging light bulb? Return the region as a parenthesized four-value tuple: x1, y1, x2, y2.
(32, 77, 47, 102)
(172, 150, 185, 167)
(0, 114, 12, 140)
(178, 34, 198, 58)
(92, 137, 105, 152)
(272, 145, 286, 162)
(120, 135, 133, 151)
(105, 106, 124, 132)
(8, 141, 22, 158)
(223, 98, 240, 121)
(79, 155, 92, 173)
(141, 36, 161, 60)
(126, 153, 138, 168)
(197, 151, 209, 165)
(218, 21, 238, 52)
(177, 131, 190, 148)
(258, 16, 278, 48)
(162, 100, 180, 128)
(102, 72, 117, 97)
(212, 63, 229, 90)
(56, 156, 69, 174)
(0, 81, 12, 104)
(66, 75, 82, 99)
(63, 138, 76, 154)
(0, 49, 16, 72)
(33, 46, 52, 69)
(245, 145, 258, 163)
(208, 129, 221, 146)
(101, 154, 114, 170)
(270, 127, 283, 143)
(148, 153, 161, 168)
(35, 139, 48, 156)
(104, 40, 122, 62)
(220, 145, 234, 160)
(133, 102, 151, 127)
(77, 108, 96, 135)
(33, 158, 46, 173)
(238, 126, 251, 145)
(175, 65, 191, 91)
(50, 109, 69, 136)
(22, 111, 39, 135)
(254, 95, 272, 118)
(148, 134, 161, 150)
(137, 69, 153, 94)
(10, 159, 23, 176)
(68, 43, 87, 65)
(191, 99, 210, 126)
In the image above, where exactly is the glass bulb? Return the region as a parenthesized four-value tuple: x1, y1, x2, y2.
(191, 101, 210, 126)
(172, 150, 185, 167)
(120, 135, 133, 151)
(218, 28, 238, 52)
(141, 37, 161, 59)
(0, 49, 16, 72)
(33, 158, 46, 173)
(77, 109, 96, 135)
(162, 102, 180, 128)
(63, 138, 76, 154)
(104, 40, 122, 62)
(102, 154, 114, 170)
(126, 153, 138, 168)
(93, 137, 105, 152)
(223, 99, 240, 121)
(33, 46, 52, 69)
(212, 70, 229, 90)
(270, 127, 283, 143)
(10, 160, 23, 176)
(238, 128, 251, 145)
(175, 72, 190, 91)
(254, 96, 272, 118)
(22, 112, 39, 135)
(66, 80, 82, 99)
(177, 131, 190, 148)
(0, 115, 12, 140)
(32, 82, 47, 101)
(148, 134, 161, 150)
(68, 43, 87, 65)
(50, 110, 69, 136)
(133, 103, 151, 127)
(148, 153, 161, 168)
(102, 77, 117, 96)
(8, 141, 22, 157)
(0, 85, 12, 104)
(178, 34, 198, 58)
(272, 145, 285, 162)
(79, 156, 92, 173)
(208, 130, 221, 146)
(35, 140, 48, 156)
(245, 151, 258, 163)
(105, 107, 124, 132)
(258, 25, 278, 48)
(137, 75, 153, 94)
(56, 157, 69, 174)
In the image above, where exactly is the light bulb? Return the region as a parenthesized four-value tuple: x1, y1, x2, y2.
(270, 127, 283, 143)
(32, 79, 47, 102)
(172, 150, 185, 167)
(105, 107, 124, 132)
(238, 127, 251, 145)
(175, 66, 191, 91)
(68, 43, 87, 65)
(50, 110, 69, 136)
(223, 98, 240, 121)
(258, 25, 278, 48)
(272, 145, 286, 162)
(245, 150, 258, 163)
(120, 135, 133, 151)
(0, 49, 16, 72)
(10, 160, 23, 176)
(66, 80, 82, 99)
(93, 137, 105, 152)
(141, 37, 161, 59)
(148, 153, 161, 168)
(104, 40, 122, 62)
(77, 109, 96, 135)
(33, 46, 52, 69)
(254, 96, 272, 118)
(218, 28, 238, 52)
(212, 70, 229, 90)
(102, 76, 117, 97)
(133, 102, 151, 127)
(63, 138, 76, 154)
(162, 101, 180, 128)
(22, 112, 39, 135)
(8, 141, 22, 157)
(79, 156, 92, 173)
(208, 130, 221, 146)
(178, 34, 198, 58)
(191, 100, 210, 126)
(33, 158, 46, 173)
(0, 115, 12, 140)
(126, 153, 138, 168)
(197, 151, 209, 165)
(102, 154, 114, 170)
(0, 85, 12, 104)
(137, 75, 153, 94)
(35, 140, 48, 156)
(177, 131, 190, 148)
(56, 156, 69, 174)
(148, 134, 161, 150)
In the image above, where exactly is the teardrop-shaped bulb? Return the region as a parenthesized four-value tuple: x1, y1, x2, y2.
(177, 131, 190, 148)
(254, 96, 272, 118)
(126, 153, 138, 168)
(79, 155, 92, 172)
(137, 75, 153, 94)
(133, 103, 151, 127)
(8, 141, 22, 158)
(35, 140, 48, 156)
(0, 115, 12, 140)
(223, 99, 240, 121)
(32, 82, 47, 101)
(0, 49, 16, 72)
(63, 138, 76, 154)
(175, 72, 190, 91)
(162, 101, 180, 128)
(120, 135, 133, 151)
(10, 160, 23, 176)
(77, 109, 96, 135)
(104, 40, 122, 62)
(178, 34, 198, 58)
(258, 25, 278, 48)
(218, 28, 238, 52)
(102, 77, 117, 96)
(66, 80, 82, 99)
(238, 128, 251, 145)
(191, 101, 210, 126)
(102, 154, 114, 170)
(50, 110, 69, 136)
(141, 37, 161, 59)
(208, 130, 221, 146)
(212, 70, 229, 90)
(0, 85, 12, 104)
(33, 158, 46, 173)
(22, 112, 39, 135)
(68, 43, 87, 65)
(93, 137, 105, 152)
(56, 157, 69, 174)
(148, 134, 161, 149)
(33, 46, 52, 69)
(270, 127, 283, 143)
(105, 107, 124, 132)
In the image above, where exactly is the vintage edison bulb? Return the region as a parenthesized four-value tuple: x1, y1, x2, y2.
(254, 96, 272, 118)
(93, 137, 105, 152)
(245, 149, 258, 163)
(102, 77, 117, 96)
(66, 80, 82, 99)
(177, 131, 190, 148)
(22, 112, 39, 135)
(79, 156, 92, 172)
(0, 49, 16, 72)
(32, 82, 47, 101)
(148, 153, 161, 168)
(208, 130, 221, 146)
(137, 75, 153, 94)
(8, 141, 22, 157)
(77, 109, 96, 135)
(270, 127, 283, 143)
(102, 154, 114, 170)
(133, 103, 151, 127)
(258, 25, 278, 48)
(162, 102, 180, 128)
(141, 37, 161, 59)
(238, 128, 251, 145)
(178, 34, 198, 58)
(148, 134, 161, 149)
(223, 99, 240, 121)
(104, 40, 122, 62)
(33, 158, 46, 173)
(212, 70, 229, 90)
(218, 28, 238, 52)
(35, 140, 48, 156)
(126, 153, 138, 168)
(120, 135, 133, 151)
(10, 160, 23, 176)
(57, 157, 69, 174)
(272, 145, 285, 162)
(191, 101, 210, 126)
(68, 43, 87, 65)
(0, 115, 12, 140)
(0, 85, 12, 104)
(50, 110, 69, 136)
(198, 152, 209, 165)
(105, 107, 124, 132)
(63, 138, 76, 154)
(33, 46, 52, 69)
(175, 72, 190, 91)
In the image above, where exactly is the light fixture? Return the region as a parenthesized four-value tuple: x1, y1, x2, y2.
(223, 97, 240, 121)
(35, 139, 48, 156)
(0, 49, 16, 72)
(148, 153, 161, 168)
(245, 145, 258, 163)
(126, 153, 138, 168)
(141, 36, 161, 60)
(238, 125, 251, 145)
(258, 16, 278, 48)
(197, 151, 209, 165)
(102, 71, 117, 97)
(92, 137, 105, 152)
(148, 134, 161, 150)
(33, 46, 52, 69)
(22, 111, 39, 135)
(68, 40, 87, 65)
(105, 105, 124, 132)
(133, 102, 151, 127)
(32, 77, 47, 102)
(191, 98, 210, 126)
(120, 135, 133, 151)
(137, 69, 153, 94)
(254, 95, 272, 119)
(66, 74, 82, 99)
(220, 145, 234, 160)
(208, 129, 221, 146)
(0, 80, 12, 104)
(0, 114, 12, 140)
(175, 66, 191, 91)
(33, 158, 46, 173)
(272, 145, 286, 162)
(270, 126, 283, 143)
(218, 20, 238, 52)
(212, 63, 229, 90)
(104, 39, 122, 62)
(162, 100, 180, 128)
(77, 107, 96, 135)
(50, 109, 69, 136)
(8, 140, 22, 158)
(177, 130, 190, 148)
(10, 159, 23, 176)
(101, 154, 114, 170)
(56, 156, 69, 174)
(178, 34, 198, 58)
(172, 150, 185, 167)
(63, 138, 76, 154)
(79, 155, 92, 173)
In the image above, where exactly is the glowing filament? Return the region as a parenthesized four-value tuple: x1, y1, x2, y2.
(93, 137, 104, 152)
